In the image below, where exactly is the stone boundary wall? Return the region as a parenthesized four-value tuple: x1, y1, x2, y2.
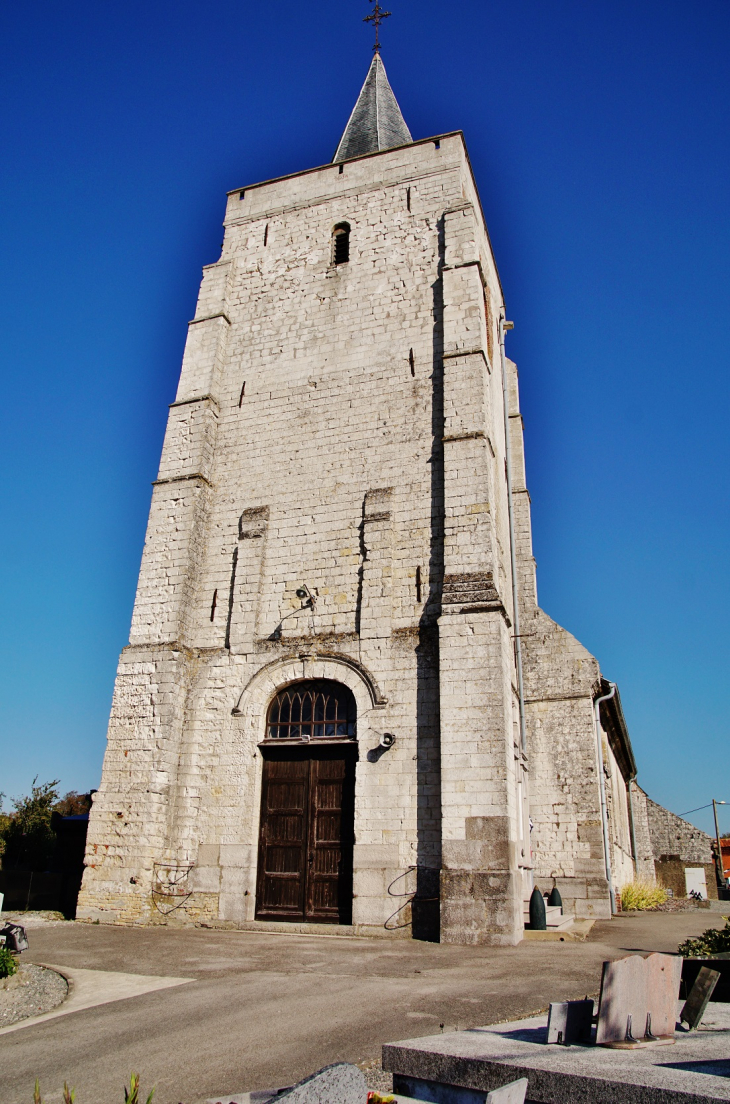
(645, 794, 714, 865)
(630, 787, 718, 898)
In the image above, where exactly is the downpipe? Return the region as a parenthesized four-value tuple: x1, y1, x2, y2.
(499, 315, 532, 895)
(627, 774, 638, 873)
(499, 316, 527, 757)
(594, 682, 617, 914)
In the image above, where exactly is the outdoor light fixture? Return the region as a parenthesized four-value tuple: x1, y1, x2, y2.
(267, 584, 317, 641)
(379, 732, 396, 749)
(295, 584, 316, 608)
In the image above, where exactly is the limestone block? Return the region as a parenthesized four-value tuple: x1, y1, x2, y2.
(442, 205, 479, 269)
(176, 312, 231, 403)
(352, 843, 401, 868)
(192, 866, 221, 893)
(443, 265, 487, 359)
(219, 862, 250, 888)
(157, 399, 219, 484)
(442, 837, 514, 873)
(353, 868, 389, 899)
(219, 845, 252, 868)
(575, 898, 612, 920)
(197, 844, 220, 866)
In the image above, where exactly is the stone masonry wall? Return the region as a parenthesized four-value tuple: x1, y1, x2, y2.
(645, 794, 714, 865)
(505, 348, 628, 920)
(80, 134, 526, 943)
(643, 791, 717, 896)
(629, 783, 656, 881)
(603, 735, 634, 891)
(79, 127, 640, 938)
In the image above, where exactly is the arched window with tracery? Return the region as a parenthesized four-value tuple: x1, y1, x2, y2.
(332, 222, 350, 265)
(266, 679, 356, 741)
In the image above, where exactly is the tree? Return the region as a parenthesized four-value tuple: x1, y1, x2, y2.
(54, 791, 93, 817)
(0, 794, 10, 862)
(0, 781, 94, 871)
(0, 779, 60, 870)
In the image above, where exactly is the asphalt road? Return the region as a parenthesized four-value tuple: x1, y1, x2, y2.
(0, 909, 723, 1104)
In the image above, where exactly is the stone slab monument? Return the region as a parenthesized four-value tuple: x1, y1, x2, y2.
(595, 953, 682, 1047)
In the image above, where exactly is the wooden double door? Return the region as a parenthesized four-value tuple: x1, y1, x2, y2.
(255, 745, 356, 924)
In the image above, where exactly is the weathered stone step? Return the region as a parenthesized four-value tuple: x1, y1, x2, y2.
(522, 903, 574, 930)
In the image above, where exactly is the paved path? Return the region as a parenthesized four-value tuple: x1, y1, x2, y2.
(0, 909, 723, 1104)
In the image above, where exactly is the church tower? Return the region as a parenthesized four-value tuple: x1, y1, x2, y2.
(78, 50, 638, 943)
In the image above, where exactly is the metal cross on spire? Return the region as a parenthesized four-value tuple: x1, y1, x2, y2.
(364, 0, 391, 53)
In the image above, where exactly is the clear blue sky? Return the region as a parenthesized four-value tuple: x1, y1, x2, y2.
(0, 0, 727, 837)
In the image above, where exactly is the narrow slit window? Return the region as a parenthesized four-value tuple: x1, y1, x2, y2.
(434, 140, 441, 150)
(263, 223, 268, 246)
(332, 222, 350, 265)
(239, 190, 245, 200)
(416, 567, 422, 603)
(409, 348, 415, 377)
(238, 381, 246, 407)
(210, 589, 218, 622)
(339, 164, 344, 175)
(406, 187, 411, 212)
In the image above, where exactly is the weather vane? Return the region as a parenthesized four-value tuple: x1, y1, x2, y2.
(364, 0, 391, 53)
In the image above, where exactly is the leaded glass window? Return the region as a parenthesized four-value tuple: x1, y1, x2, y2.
(266, 680, 356, 741)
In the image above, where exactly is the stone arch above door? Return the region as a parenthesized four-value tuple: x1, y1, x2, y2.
(231, 652, 387, 745)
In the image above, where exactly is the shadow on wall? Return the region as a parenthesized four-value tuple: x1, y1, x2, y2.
(410, 226, 446, 944)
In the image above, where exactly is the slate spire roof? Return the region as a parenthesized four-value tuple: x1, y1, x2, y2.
(333, 54, 412, 163)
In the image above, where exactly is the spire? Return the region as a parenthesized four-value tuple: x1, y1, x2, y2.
(332, 54, 412, 163)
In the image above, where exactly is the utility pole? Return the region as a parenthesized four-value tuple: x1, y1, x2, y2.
(713, 799, 726, 890)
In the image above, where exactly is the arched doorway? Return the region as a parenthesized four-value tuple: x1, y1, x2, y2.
(255, 680, 357, 924)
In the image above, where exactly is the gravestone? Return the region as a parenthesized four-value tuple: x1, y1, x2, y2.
(644, 953, 682, 1037)
(681, 966, 721, 1031)
(371, 1081, 527, 1104)
(682, 957, 730, 1003)
(596, 953, 680, 1048)
(486, 1079, 528, 1104)
(546, 999, 594, 1045)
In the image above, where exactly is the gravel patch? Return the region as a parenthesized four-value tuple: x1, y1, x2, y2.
(655, 898, 708, 913)
(0, 963, 68, 1027)
(620, 899, 713, 914)
(357, 1057, 393, 1095)
(0, 910, 68, 927)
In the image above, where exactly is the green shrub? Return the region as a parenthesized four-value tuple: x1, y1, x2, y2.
(124, 1073, 155, 1104)
(619, 880, 669, 911)
(0, 947, 18, 978)
(1, 778, 60, 870)
(679, 917, 730, 958)
(31, 1074, 154, 1103)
